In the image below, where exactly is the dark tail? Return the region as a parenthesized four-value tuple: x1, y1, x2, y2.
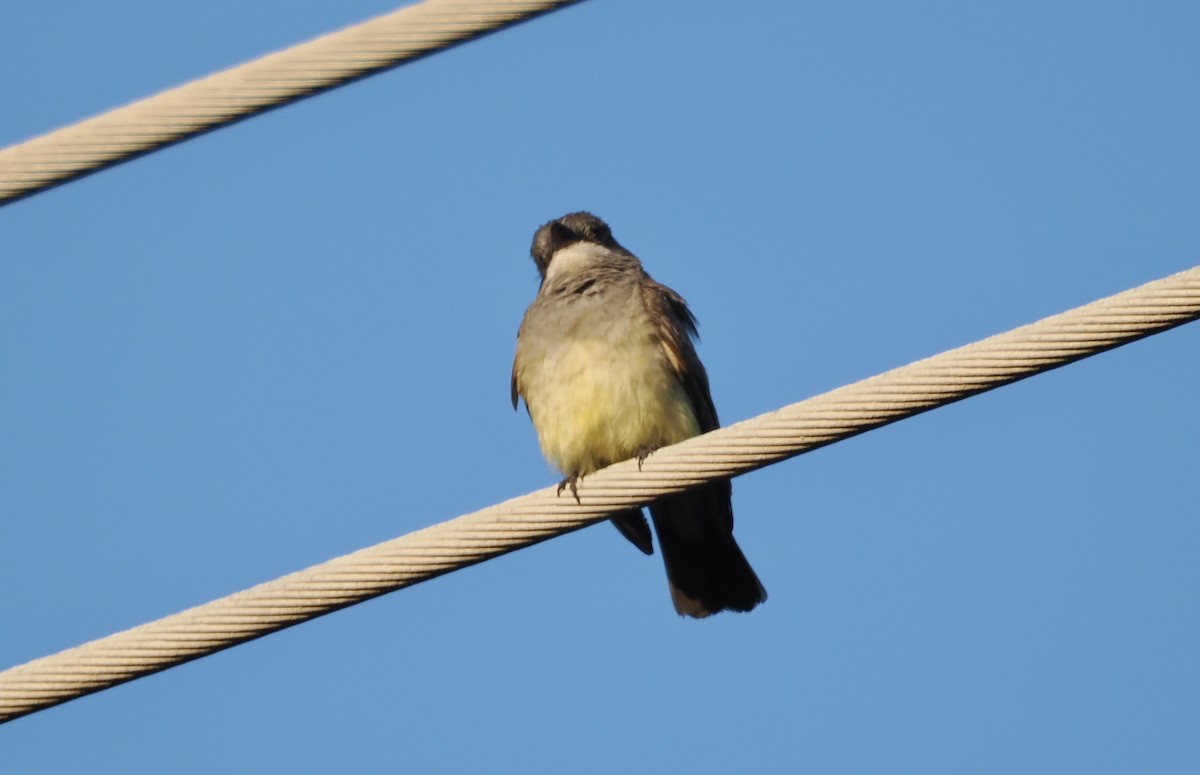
(648, 480, 767, 617)
(610, 509, 654, 556)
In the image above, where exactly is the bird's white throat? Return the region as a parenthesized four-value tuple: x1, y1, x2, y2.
(544, 241, 616, 284)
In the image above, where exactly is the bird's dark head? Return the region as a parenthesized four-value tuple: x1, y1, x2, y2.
(530, 211, 619, 278)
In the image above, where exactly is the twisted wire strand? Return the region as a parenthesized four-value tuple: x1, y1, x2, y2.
(0, 0, 583, 206)
(2, 265, 1197, 722)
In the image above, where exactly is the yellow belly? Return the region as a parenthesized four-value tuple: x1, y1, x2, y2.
(528, 338, 700, 476)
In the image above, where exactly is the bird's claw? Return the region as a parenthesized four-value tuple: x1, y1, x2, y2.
(557, 474, 581, 504)
(635, 445, 660, 471)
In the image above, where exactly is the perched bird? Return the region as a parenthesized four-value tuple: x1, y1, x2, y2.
(511, 212, 766, 617)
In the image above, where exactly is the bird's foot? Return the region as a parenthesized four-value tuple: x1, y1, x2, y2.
(557, 474, 581, 504)
(635, 445, 660, 471)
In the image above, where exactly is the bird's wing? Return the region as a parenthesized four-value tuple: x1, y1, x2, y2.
(511, 314, 526, 410)
(510, 345, 523, 410)
(641, 279, 720, 433)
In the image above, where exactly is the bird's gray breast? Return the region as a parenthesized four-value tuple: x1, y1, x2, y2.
(516, 271, 699, 475)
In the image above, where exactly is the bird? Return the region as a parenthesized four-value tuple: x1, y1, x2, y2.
(511, 211, 766, 617)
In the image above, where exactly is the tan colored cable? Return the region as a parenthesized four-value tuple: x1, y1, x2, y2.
(2, 264, 1198, 722)
(0, 0, 583, 206)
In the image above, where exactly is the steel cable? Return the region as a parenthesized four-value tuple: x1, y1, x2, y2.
(1, 264, 1197, 723)
(0, 0, 583, 206)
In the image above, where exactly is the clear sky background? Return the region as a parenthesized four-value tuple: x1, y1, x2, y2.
(2, 1, 1198, 771)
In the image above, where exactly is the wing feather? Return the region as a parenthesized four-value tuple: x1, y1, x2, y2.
(641, 280, 720, 433)
(511, 316, 525, 410)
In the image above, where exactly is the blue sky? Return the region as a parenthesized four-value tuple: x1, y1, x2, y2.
(2, 1, 1198, 771)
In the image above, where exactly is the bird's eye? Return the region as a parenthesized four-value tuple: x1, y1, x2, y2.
(549, 221, 578, 250)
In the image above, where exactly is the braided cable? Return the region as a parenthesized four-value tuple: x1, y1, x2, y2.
(0, 0, 583, 206)
(1, 265, 1197, 722)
